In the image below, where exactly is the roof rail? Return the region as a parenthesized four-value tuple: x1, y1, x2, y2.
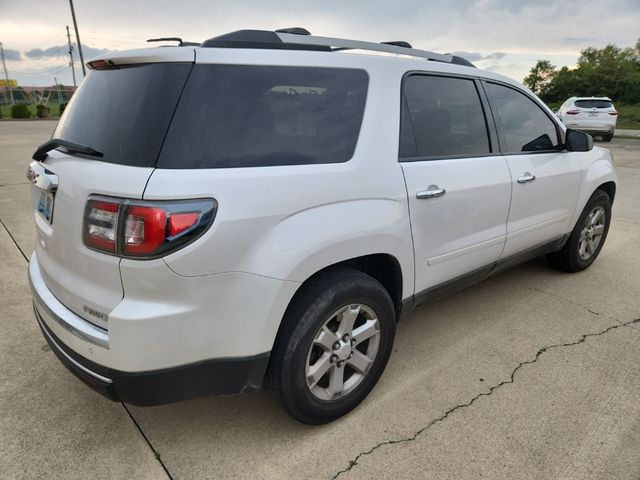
(200, 29, 476, 67)
(276, 32, 453, 63)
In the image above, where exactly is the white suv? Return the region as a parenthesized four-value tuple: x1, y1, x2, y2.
(28, 28, 617, 424)
(557, 96, 618, 142)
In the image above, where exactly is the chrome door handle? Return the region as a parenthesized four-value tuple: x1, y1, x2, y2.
(517, 172, 536, 184)
(416, 186, 446, 199)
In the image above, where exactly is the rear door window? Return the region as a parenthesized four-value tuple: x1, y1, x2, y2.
(157, 65, 368, 168)
(53, 63, 193, 167)
(484, 82, 560, 153)
(400, 75, 491, 159)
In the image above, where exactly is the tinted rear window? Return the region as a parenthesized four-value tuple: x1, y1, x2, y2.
(53, 63, 192, 167)
(574, 99, 613, 109)
(157, 65, 368, 169)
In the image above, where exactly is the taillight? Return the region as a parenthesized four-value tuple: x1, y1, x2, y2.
(566, 110, 580, 115)
(84, 200, 119, 253)
(83, 197, 217, 259)
(608, 111, 618, 116)
(123, 206, 166, 255)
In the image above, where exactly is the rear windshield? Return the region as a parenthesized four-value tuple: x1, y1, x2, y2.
(156, 65, 368, 169)
(53, 63, 192, 167)
(574, 99, 613, 109)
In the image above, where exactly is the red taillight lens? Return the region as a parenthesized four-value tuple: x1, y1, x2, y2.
(83, 197, 217, 258)
(608, 111, 618, 116)
(566, 110, 580, 115)
(123, 206, 166, 255)
(84, 200, 119, 253)
(168, 212, 199, 237)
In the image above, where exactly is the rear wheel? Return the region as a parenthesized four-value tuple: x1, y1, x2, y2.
(547, 190, 611, 272)
(602, 133, 613, 142)
(267, 267, 396, 424)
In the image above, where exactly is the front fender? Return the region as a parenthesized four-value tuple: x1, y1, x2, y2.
(571, 147, 618, 227)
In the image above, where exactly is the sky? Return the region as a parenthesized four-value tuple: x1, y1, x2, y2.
(1, 0, 639, 87)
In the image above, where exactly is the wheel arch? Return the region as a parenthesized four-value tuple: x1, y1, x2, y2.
(286, 253, 405, 322)
(596, 181, 616, 204)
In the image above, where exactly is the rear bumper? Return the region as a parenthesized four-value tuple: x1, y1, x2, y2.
(564, 124, 615, 135)
(34, 302, 269, 405)
(28, 253, 276, 405)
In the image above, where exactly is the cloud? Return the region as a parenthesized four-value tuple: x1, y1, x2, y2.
(484, 52, 506, 60)
(2, 48, 22, 61)
(562, 37, 598, 45)
(25, 44, 111, 60)
(451, 51, 507, 62)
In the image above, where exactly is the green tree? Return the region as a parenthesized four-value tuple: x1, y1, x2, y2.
(524, 39, 640, 104)
(523, 60, 556, 97)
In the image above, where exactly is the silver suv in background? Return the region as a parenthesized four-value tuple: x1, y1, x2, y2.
(557, 97, 618, 141)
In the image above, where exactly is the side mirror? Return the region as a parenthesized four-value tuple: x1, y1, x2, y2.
(565, 128, 593, 152)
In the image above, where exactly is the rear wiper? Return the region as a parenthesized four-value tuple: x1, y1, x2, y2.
(32, 138, 104, 161)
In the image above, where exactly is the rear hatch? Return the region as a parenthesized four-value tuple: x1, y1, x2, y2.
(570, 98, 617, 126)
(30, 50, 193, 328)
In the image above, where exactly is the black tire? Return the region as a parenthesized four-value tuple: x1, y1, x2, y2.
(602, 133, 613, 142)
(547, 189, 611, 272)
(267, 267, 396, 424)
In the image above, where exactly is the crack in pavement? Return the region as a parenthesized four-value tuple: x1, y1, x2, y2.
(331, 317, 640, 479)
(122, 403, 174, 480)
(0, 181, 31, 187)
(0, 215, 172, 479)
(488, 277, 626, 325)
(0, 216, 28, 261)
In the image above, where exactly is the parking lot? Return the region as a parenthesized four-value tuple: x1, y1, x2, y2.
(1, 120, 639, 479)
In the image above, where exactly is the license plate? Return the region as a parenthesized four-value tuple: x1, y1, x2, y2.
(589, 112, 599, 117)
(38, 190, 55, 223)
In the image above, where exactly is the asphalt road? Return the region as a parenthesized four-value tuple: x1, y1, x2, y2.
(1, 120, 639, 479)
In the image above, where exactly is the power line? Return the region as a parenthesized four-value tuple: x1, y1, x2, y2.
(10, 65, 68, 75)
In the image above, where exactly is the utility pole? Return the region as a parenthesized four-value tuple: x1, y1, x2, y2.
(0, 42, 15, 105)
(68, 0, 86, 76)
(66, 26, 77, 88)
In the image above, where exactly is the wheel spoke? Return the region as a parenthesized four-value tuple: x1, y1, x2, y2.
(578, 240, 587, 258)
(307, 354, 333, 388)
(327, 364, 345, 396)
(588, 239, 597, 254)
(347, 349, 372, 375)
(315, 326, 339, 351)
(591, 208, 603, 226)
(339, 305, 361, 335)
(592, 224, 605, 236)
(352, 319, 379, 345)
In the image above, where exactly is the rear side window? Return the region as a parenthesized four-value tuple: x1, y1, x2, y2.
(484, 82, 560, 153)
(574, 99, 613, 109)
(53, 63, 192, 167)
(400, 75, 490, 159)
(157, 65, 368, 168)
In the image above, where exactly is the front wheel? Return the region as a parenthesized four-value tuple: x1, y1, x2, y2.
(547, 190, 611, 272)
(267, 268, 396, 424)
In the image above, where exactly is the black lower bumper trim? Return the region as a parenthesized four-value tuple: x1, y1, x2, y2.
(36, 304, 270, 406)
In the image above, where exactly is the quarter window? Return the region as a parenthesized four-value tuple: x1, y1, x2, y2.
(157, 65, 368, 169)
(484, 82, 560, 153)
(400, 75, 490, 159)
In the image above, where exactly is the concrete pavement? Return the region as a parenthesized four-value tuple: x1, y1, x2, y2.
(1, 120, 639, 479)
